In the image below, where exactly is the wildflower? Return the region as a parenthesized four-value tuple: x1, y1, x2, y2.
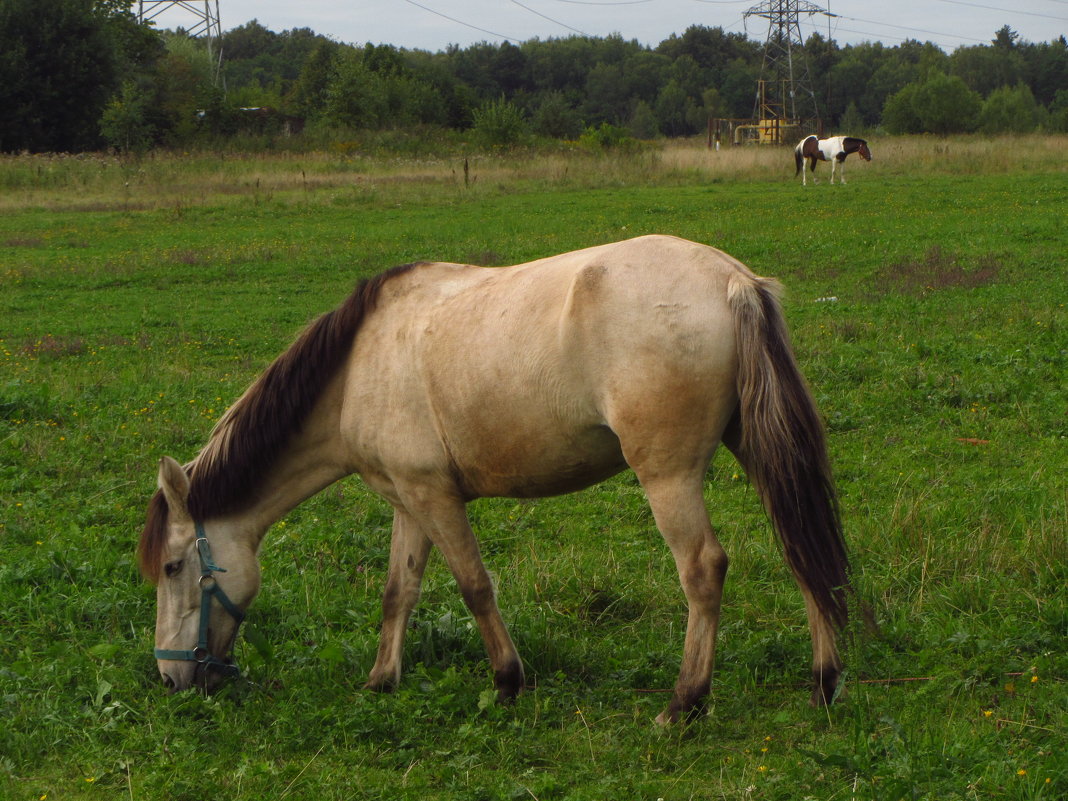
(1030, 675, 1038, 684)
(757, 765, 768, 773)
(983, 710, 993, 717)
(1017, 769, 1026, 776)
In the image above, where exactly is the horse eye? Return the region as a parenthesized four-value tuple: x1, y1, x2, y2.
(164, 560, 184, 578)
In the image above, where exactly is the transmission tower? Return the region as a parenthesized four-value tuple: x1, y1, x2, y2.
(137, 0, 223, 81)
(744, 0, 825, 142)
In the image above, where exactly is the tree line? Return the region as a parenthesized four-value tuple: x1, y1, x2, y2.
(3, 0, 1067, 153)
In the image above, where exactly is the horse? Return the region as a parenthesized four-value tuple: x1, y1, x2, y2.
(139, 234, 851, 725)
(794, 135, 872, 185)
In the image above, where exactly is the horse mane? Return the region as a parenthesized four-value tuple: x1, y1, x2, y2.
(138, 261, 421, 582)
(843, 136, 867, 151)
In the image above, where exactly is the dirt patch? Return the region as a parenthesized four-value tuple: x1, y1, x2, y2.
(875, 246, 1002, 296)
(3, 236, 45, 248)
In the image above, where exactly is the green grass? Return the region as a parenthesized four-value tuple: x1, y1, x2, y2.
(1, 139, 1065, 800)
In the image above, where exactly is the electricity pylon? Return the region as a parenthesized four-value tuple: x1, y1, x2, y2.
(744, 0, 825, 141)
(137, 1, 223, 82)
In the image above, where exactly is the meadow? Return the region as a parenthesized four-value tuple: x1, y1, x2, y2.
(0, 136, 1065, 800)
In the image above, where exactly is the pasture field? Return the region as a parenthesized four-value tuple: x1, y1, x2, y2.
(1, 137, 1065, 800)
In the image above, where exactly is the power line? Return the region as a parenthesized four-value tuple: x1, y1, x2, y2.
(510, 0, 592, 36)
(552, 0, 655, 5)
(826, 13, 988, 44)
(934, 0, 1068, 21)
(401, 0, 521, 43)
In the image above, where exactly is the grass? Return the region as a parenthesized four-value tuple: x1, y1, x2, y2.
(1, 136, 1065, 800)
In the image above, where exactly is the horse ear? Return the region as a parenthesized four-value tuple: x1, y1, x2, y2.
(158, 456, 192, 521)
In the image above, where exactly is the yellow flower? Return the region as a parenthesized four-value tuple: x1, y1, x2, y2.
(757, 765, 768, 773)
(1030, 675, 1038, 684)
(1017, 769, 1027, 776)
(983, 710, 993, 717)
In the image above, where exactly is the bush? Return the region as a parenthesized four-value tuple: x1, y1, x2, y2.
(100, 81, 155, 153)
(882, 73, 981, 135)
(979, 83, 1045, 134)
(470, 97, 529, 148)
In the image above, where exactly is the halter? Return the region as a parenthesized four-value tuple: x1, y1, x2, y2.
(153, 522, 245, 678)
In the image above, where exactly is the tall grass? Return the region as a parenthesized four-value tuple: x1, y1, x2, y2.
(3, 134, 1066, 213)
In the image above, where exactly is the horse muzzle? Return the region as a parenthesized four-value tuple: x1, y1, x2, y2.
(158, 648, 240, 693)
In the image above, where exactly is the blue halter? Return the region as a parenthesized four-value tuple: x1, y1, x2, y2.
(153, 522, 244, 678)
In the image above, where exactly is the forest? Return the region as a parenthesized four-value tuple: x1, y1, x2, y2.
(3, 0, 1068, 152)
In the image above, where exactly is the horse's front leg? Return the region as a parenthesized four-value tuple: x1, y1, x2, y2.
(397, 485, 525, 702)
(365, 507, 433, 691)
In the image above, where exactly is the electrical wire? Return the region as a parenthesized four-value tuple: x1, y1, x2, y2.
(401, 0, 521, 43)
(510, 0, 592, 36)
(552, 0, 655, 5)
(934, 0, 1068, 21)
(826, 13, 988, 44)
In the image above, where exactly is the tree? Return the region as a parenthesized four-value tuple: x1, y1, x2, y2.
(979, 83, 1044, 133)
(913, 73, 981, 134)
(0, 0, 121, 151)
(100, 80, 155, 152)
(289, 40, 340, 118)
(325, 49, 388, 129)
(884, 72, 982, 135)
(655, 79, 693, 136)
(531, 91, 582, 139)
(882, 82, 923, 134)
(1049, 88, 1068, 133)
(628, 100, 659, 139)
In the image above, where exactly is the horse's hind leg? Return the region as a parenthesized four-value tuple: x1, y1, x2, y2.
(395, 487, 524, 702)
(366, 507, 432, 691)
(637, 470, 727, 725)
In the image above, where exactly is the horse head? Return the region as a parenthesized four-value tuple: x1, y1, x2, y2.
(145, 456, 261, 692)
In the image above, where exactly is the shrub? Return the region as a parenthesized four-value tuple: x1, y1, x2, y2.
(882, 73, 981, 135)
(100, 81, 155, 153)
(577, 121, 634, 151)
(471, 97, 529, 148)
(979, 83, 1045, 134)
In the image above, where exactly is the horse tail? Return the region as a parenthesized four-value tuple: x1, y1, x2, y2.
(794, 142, 803, 176)
(726, 275, 850, 631)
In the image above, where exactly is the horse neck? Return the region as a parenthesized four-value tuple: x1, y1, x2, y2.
(195, 385, 352, 549)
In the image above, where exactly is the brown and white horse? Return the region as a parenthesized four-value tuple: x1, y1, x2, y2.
(139, 235, 851, 725)
(794, 135, 872, 185)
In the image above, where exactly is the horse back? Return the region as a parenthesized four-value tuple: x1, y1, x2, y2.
(341, 236, 748, 500)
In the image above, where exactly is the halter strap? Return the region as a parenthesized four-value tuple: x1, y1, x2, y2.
(153, 522, 244, 677)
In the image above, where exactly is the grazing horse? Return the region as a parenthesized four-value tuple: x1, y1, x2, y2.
(139, 235, 850, 725)
(794, 135, 872, 185)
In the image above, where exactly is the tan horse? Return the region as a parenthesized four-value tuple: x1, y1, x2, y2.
(139, 235, 850, 724)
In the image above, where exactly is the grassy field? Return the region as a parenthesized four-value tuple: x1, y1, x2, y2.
(1, 136, 1065, 800)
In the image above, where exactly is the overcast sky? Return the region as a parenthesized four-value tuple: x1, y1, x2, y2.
(149, 0, 1068, 53)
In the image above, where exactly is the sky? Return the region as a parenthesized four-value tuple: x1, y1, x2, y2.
(146, 0, 1068, 53)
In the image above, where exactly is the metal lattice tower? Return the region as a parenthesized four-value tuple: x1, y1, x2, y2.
(137, 1, 223, 81)
(744, 0, 824, 138)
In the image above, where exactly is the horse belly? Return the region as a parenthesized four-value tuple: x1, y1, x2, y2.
(451, 415, 628, 498)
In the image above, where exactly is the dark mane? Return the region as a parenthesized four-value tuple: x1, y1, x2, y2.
(138, 262, 421, 581)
